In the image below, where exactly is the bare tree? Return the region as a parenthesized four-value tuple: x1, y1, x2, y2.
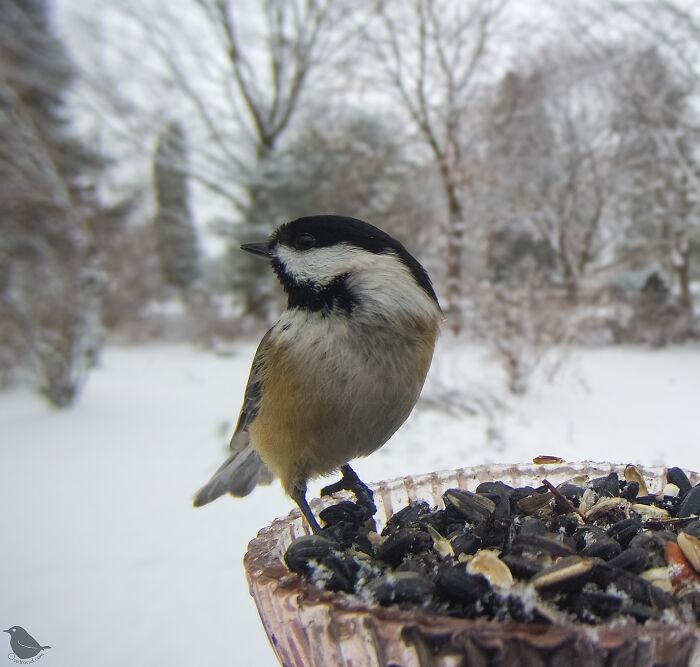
(368, 0, 509, 332)
(82, 0, 354, 318)
(58, 0, 700, 352)
(485, 54, 629, 301)
(612, 47, 699, 321)
(534, 80, 620, 298)
(559, 0, 700, 323)
(238, 106, 437, 242)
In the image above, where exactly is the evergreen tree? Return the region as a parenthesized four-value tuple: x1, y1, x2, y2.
(153, 122, 200, 292)
(0, 0, 106, 406)
(483, 71, 558, 286)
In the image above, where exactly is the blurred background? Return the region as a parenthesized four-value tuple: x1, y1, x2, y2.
(1, 0, 699, 665)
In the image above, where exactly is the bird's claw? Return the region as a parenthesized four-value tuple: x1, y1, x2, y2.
(321, 464, 377, 520)
(320, 478, 346, 497)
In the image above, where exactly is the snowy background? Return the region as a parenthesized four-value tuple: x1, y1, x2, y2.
(2, 338, 700, 666)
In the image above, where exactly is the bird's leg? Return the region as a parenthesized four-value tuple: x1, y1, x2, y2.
(290, 480, 321, 534)
(321, 464, 376, 520)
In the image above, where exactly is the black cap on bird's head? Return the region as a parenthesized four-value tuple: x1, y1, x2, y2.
(240, 215, 439, 310)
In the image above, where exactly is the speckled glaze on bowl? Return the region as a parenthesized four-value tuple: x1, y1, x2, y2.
(244, 462, 700, 667)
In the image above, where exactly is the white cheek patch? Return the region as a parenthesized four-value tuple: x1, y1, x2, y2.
(275, 243, 369, 285)
(274, 242, 440, 321)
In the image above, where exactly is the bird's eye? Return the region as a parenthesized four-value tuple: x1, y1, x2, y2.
(295, 233, 316, 251)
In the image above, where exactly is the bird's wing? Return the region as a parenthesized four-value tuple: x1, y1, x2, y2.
(193, 329, 276, 506)
(229, 327, 272, 451)
(17, 636, 42, 650)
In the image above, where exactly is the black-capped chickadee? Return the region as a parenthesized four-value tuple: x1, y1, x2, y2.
(194, 215, 441, 532)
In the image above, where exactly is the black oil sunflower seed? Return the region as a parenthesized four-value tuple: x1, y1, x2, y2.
(284, 465, 700, 628)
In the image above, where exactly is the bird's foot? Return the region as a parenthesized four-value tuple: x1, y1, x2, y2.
(321, 464, 377, 520)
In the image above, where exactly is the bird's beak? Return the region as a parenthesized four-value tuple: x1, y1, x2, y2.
(240, 242, 272, 258)
(3, 629, 9, 633)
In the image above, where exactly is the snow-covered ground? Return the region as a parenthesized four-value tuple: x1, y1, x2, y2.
(1, 338, 699, 666)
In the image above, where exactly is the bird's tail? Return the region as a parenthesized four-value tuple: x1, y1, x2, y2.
(193, 445, 273, 507)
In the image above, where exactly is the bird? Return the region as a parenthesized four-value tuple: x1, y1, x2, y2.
(193, 215, 441, 532)
(4, 626, 51, 660)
